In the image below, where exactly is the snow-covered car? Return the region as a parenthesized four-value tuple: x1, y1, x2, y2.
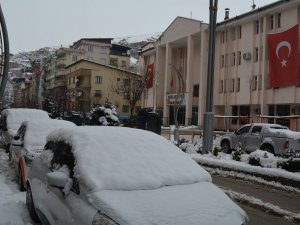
(26, 126, 249, 225)
(220, 123, 300, 155)
(0, 108, 50, 152)
(9, 119, 76, 191)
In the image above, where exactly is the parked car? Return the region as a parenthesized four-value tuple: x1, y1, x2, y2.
(0, 108, 50, 152)
(26, 126, 249, 225)
(220, 123, 300, 155)
(9, 119, 76, 191)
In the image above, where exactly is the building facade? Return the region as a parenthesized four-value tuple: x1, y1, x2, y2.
(65, 59, 141, 118)
(140, 0, 300, 131)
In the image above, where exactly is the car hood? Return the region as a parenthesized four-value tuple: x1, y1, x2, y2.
(90, 182, 247, 225)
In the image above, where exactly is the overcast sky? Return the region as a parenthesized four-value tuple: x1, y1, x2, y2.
(2, 0, 277, 54)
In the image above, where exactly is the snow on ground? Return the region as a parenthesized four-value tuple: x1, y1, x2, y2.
(0, 148, 33, 225)
(0, 126, 299, 224)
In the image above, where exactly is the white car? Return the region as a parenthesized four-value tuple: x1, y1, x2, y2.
(26, 126, 249, 225)
(0, 108, 50, 152)
(9, 119, 76, 191)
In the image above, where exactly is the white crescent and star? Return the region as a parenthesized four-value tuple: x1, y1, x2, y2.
(275, 41, 291, 67)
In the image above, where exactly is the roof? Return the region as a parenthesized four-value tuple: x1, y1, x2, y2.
(71, 38, 113, 48)
(65, 59, 139, 75)
(217, 0, 298, 26)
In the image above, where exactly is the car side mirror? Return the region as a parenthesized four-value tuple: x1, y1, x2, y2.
(47, 171, 68, 188)
(11, 136, 23, 147)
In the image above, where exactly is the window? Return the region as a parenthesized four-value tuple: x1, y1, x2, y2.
(260, 46, 263, 62)
(122, 105, 129, 113)
(238, 51, 241, 65)
(87, 45, 93, 52)
(221, 55, 225, 68)
(95, 76, 102, 84)
(94, 90, 102, 97)
(260, 19, 264, 33)
(123, 92, 129, 99)
(121, 61, 126, 68)
(255, 20, 259, 34)
(258, 75, 262, 90)
(221, 31, 225, 43)
(255, 47, 259, 62)
(236, 125, 251, 135)
(231, 28, 236, 41)
(238, 26, 242, 39)
(100, 58, 106, 64)
(232, 106, 238, 124)
(123, 78, 130, 87)
(219, 80, 224, 93)
(72, 55, 78, 62)
(110, 58, 118, 66)
(252, 75, 258, 91)
(100, 47, 107, 54)
(251, 126, 262, 135)
(224, 79, 227, 93)
(193, 84, 199, 97)
(236, 78, 240, 92)
(225, 54, 228, 67)
(232, 52, 236, 66)
(276, 13, 281, 28)
(230, 79, 235, 92)
(270, 15, 274, 29)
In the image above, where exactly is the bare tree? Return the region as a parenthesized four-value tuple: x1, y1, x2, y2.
(111, 71, 147, 117)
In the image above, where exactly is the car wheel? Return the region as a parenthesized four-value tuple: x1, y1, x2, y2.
(221, 140, 232, 153)
(26, 184, 40, 222)
(261, 144, 274, 154)
(18, 166, 26, 192)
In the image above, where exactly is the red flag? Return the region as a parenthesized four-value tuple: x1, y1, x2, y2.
(268, 25, 299, 88)
(146, 63, 154, 89)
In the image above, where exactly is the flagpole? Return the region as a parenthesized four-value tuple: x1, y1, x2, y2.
(202, 0, 218, 153)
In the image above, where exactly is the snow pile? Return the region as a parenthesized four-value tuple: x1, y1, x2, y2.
(248, 150, 277, 168)
(46, 126, 211, 192)
(2, 108, 49, 135)
(23, 119, 76, 151)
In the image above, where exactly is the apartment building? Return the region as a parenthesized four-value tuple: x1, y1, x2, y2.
(140, 0, 300, 131)
(65, 59, 141, 118)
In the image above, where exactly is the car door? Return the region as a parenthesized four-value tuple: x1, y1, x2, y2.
(235, 125, 252, 150)
(244, 125, 262, 152)
(32, 142, 74, 225)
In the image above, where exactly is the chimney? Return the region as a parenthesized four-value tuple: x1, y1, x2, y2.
(224, 8, 230, 20)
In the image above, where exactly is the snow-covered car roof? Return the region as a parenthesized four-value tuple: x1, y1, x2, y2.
(2, 108, 50, 133)
(46, 126, 211, 192)
(22, 119, 76, 150)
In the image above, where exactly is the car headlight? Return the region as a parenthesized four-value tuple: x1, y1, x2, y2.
(92, 211, 119, 225)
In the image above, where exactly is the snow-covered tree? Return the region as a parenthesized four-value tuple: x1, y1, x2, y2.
(89, 103, 120, 126)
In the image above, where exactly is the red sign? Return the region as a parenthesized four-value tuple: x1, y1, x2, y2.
(267, 25, 300, 87)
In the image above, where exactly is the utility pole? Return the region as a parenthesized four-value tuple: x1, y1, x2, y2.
(202, 0, 218, 153)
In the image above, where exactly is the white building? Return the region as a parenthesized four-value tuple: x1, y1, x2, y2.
(140, 0, 300, 131)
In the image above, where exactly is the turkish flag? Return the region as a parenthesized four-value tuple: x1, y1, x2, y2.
(146, 63, 154, 89)
(268, 25, 300, 88)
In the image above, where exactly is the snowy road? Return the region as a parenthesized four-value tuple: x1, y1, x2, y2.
(0, 148, 35, 225)
(211, 173, 300, 225)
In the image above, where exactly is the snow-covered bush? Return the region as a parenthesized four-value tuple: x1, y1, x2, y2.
(232, 148, 246, 161)
(248, 150, 277, 168)
(89, 104, 120, 126)
(278, 158, 300, 172)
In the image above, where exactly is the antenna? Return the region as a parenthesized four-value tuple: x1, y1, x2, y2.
(251, 0, 256, 10)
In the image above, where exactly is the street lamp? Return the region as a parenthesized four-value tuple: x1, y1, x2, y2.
(169, 64, 185, 142)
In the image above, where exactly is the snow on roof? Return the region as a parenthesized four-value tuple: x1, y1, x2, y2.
(22, 119, 76, 150)
(2, 108, 49, 134)
(46, 126, 211, 192)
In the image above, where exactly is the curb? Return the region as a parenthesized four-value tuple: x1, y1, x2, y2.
(197, 161, 300, 189)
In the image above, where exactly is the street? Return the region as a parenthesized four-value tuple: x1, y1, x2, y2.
(212, 173, 300, 225)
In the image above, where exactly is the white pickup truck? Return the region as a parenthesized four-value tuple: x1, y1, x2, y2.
(220, 123, 300, 155)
